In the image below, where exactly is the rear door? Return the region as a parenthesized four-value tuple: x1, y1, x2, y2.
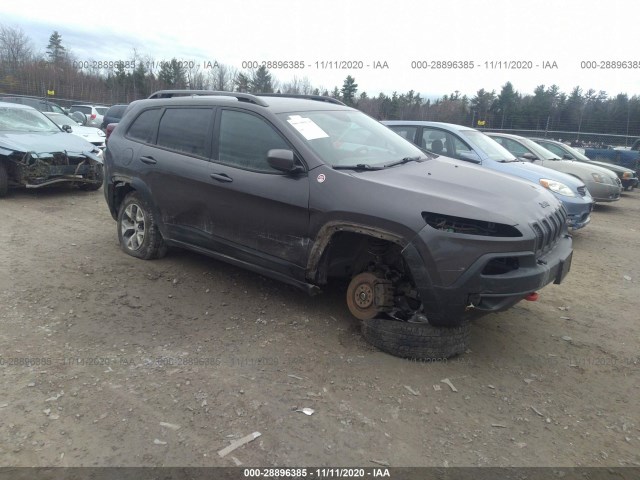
(127, 106, 218, 246)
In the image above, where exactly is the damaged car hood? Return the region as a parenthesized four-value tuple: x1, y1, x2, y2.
(346, 157, 562, 227)
(0, 131, 102, 162)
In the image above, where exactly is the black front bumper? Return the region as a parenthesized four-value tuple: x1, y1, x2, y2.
(403, 233, 573, 326)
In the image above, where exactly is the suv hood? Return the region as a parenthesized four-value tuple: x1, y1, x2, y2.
(347, 157, 561, 228)
(0, 131, 100, 160)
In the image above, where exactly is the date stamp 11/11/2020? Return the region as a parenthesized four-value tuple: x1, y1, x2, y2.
(70, 57, 640, 74)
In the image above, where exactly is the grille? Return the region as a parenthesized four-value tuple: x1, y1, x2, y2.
(577, 186, 587, 196)
(531, 206, 567, 255)
(615, 177, 622, 187)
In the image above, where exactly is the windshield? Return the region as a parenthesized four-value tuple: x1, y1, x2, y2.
(0, 107, 60, 132)
(459, 130, 517, 161)
(277, 110, 426, 167)
(520, 137, 562, 160)
(558, 143, 591, 161)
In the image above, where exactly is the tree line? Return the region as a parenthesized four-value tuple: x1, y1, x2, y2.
(1, 25, 640, 140)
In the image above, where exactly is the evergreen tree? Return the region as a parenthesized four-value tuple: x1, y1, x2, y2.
(46, 31, 65, 63)
(250, 66, 273, 93)
(235, 72, 250, 92)
(341, 75, 358, 106)
(158, 58, 186, 87)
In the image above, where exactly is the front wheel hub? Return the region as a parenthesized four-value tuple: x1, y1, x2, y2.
(346, 272, 394, 320)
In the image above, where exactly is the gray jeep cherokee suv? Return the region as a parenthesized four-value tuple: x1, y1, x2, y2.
(104, 91, 573, 359)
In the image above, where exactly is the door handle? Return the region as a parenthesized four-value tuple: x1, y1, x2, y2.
(210, 173, 233, 183)
(140, 156, 157, 165)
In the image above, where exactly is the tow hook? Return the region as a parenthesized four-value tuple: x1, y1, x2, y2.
(524, 292, 539, 301)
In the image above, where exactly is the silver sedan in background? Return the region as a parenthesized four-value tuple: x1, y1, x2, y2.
(487, 132, 622, 203)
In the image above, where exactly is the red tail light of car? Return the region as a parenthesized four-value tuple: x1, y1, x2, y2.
(90, 113, 97, 120)
(105, 123, 117, 144)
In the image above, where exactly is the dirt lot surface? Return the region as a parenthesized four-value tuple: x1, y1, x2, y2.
(0, 187, 639, 468)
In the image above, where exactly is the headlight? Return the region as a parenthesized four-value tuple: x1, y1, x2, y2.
(539, 179, 576, 197)
(622, 172, 631, 179)
(591, 173, 605, 183)
(97, 130, 106, 137)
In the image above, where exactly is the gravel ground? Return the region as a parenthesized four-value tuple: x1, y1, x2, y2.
(0, 187, 638, 467)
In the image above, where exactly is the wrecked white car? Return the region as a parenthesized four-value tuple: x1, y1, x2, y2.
(0, 103, 103, 197)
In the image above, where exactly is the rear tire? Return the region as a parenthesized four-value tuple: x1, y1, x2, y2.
(0, 162, 8, 197)
(117, 192, 167, 260)
(361, 318, 470, 360)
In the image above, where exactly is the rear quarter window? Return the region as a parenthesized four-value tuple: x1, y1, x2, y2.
(156, 108, 213, 157)
(126, 108, 162, 144)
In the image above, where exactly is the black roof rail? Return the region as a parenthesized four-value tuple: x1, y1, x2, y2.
(147, 90, 268, 107)
(257, 93, 347, 106)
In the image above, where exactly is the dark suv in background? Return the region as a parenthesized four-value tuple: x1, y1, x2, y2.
(104, 91, 573, 360)
(101, 104, 128, 130)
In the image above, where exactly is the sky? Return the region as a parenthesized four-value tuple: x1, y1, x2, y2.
(2, 0, 640, 99)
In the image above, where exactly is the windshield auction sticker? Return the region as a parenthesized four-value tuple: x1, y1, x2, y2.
(287, 115, 329, 140)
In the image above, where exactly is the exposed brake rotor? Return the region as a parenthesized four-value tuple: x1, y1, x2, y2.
(346, 271, 394, 320)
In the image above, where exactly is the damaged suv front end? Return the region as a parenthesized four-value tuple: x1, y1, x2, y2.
(0, 103, 103, 197)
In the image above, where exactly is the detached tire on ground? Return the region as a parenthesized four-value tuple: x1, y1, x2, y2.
(117, 192, 167, 260)
(361, 318, 470, 360)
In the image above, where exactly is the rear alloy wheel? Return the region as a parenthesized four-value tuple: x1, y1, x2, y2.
(117, 192, 167, 260)
(361, 318, 470, 360)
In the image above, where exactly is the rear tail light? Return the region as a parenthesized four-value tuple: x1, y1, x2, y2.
(90, 113, 97, 120)
(105, 123, 117, 144)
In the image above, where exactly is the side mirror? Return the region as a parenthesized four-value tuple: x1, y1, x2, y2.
(522, 152, 537, 161)
(62, 124, 73, 133)
(457, 151, 481, 164)
(267, 149, 304, 173)
(562, 154, 573, 160)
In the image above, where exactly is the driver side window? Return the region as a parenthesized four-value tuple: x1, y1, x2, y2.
(218, 110, 290, 173)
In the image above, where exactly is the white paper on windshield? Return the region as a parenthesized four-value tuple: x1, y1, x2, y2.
(287, 115, 329, 140)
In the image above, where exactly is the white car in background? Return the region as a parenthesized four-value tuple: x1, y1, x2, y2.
(69, 104, 109, 128)
(44, 112, 106, 150)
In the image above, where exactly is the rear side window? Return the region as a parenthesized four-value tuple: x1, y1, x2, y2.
(127, 108, 162, 143)
(218, 110, 289, 172)
(95, 107, 108, 115)
(156, 108, 213, 157)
